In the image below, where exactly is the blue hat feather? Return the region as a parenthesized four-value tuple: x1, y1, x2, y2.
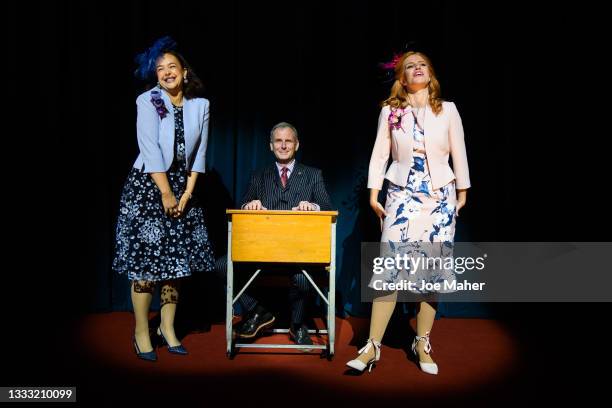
(134, 36, 177, 80)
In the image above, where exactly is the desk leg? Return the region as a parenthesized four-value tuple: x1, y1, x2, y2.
(328, 221, 336, 357)
(226, 220, 233, 357)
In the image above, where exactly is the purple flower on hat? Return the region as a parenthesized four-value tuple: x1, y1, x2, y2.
(380, 53, 403, 71)
(150, 90, 169, 119)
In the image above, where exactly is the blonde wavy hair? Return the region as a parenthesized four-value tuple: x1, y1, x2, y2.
(382, 51, 443, 115)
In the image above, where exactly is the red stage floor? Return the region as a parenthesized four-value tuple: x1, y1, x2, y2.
(72, 312, 523, 404)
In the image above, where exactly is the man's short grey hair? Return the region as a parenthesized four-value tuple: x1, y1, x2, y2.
(269, 122, 299, 143)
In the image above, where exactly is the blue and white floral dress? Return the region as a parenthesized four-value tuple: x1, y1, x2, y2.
(371, 116, 457, 294)
(113, 104, 214, 282)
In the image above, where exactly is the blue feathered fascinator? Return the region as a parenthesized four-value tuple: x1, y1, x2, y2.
(134, 36, 178, 80)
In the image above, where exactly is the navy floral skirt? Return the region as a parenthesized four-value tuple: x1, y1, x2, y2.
(112, 166, 215, 282)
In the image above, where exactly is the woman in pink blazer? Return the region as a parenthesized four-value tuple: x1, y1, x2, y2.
(347, 51, 471, 375)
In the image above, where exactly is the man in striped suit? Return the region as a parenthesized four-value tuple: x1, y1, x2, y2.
(235, 122, 333, 347)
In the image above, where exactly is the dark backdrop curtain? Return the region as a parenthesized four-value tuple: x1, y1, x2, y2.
(34, 0, 522, 318)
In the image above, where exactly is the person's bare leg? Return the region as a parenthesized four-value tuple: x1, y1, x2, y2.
(355, 291, 398, 364)
(132, 280, 155, 352)
(415, 301, 437, 364)
(159, 280, 181, 347)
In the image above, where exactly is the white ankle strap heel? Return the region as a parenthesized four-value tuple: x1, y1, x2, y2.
(411, 331, 438, 375)
(346, 338, 381, 372)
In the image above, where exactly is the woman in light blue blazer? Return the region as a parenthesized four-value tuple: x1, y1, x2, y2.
(113, 37, 214, 361)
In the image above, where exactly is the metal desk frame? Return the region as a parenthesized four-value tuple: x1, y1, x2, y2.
(225, 210, 338, 360)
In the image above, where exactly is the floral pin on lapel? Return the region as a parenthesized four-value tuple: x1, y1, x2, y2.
(150, 89, 169, 119)
(388, 107, 407, 131)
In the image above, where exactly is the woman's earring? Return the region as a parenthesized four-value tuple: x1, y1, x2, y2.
(184, 75, 189, 84)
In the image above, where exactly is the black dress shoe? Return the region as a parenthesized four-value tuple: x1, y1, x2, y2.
(289, 325, 314, 351)
(237, 311, 275, 338)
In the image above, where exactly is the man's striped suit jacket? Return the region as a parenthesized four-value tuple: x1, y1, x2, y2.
(240, 162, 333, 211)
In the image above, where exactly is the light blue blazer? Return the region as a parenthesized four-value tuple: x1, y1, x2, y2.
(132, 87, 210, 173)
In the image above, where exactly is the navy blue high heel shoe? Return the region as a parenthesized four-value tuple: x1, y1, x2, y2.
(132, 335, 157, 361)
(157, 327, 188, 355)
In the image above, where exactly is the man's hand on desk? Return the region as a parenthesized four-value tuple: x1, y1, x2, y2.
(292, 201, 320, 211)
(243, 200, 267, 210)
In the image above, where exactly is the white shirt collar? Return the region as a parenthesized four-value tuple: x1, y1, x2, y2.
(276, 160, 296, 177)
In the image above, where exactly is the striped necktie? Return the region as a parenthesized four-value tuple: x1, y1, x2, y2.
(281, 167, 288, 188)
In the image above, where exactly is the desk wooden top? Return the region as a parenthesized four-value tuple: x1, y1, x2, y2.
(227, 209, 337, 263)
(226, 210, 338, 216)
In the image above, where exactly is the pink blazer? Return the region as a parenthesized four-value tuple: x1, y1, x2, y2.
(368, 101, 471, 191)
